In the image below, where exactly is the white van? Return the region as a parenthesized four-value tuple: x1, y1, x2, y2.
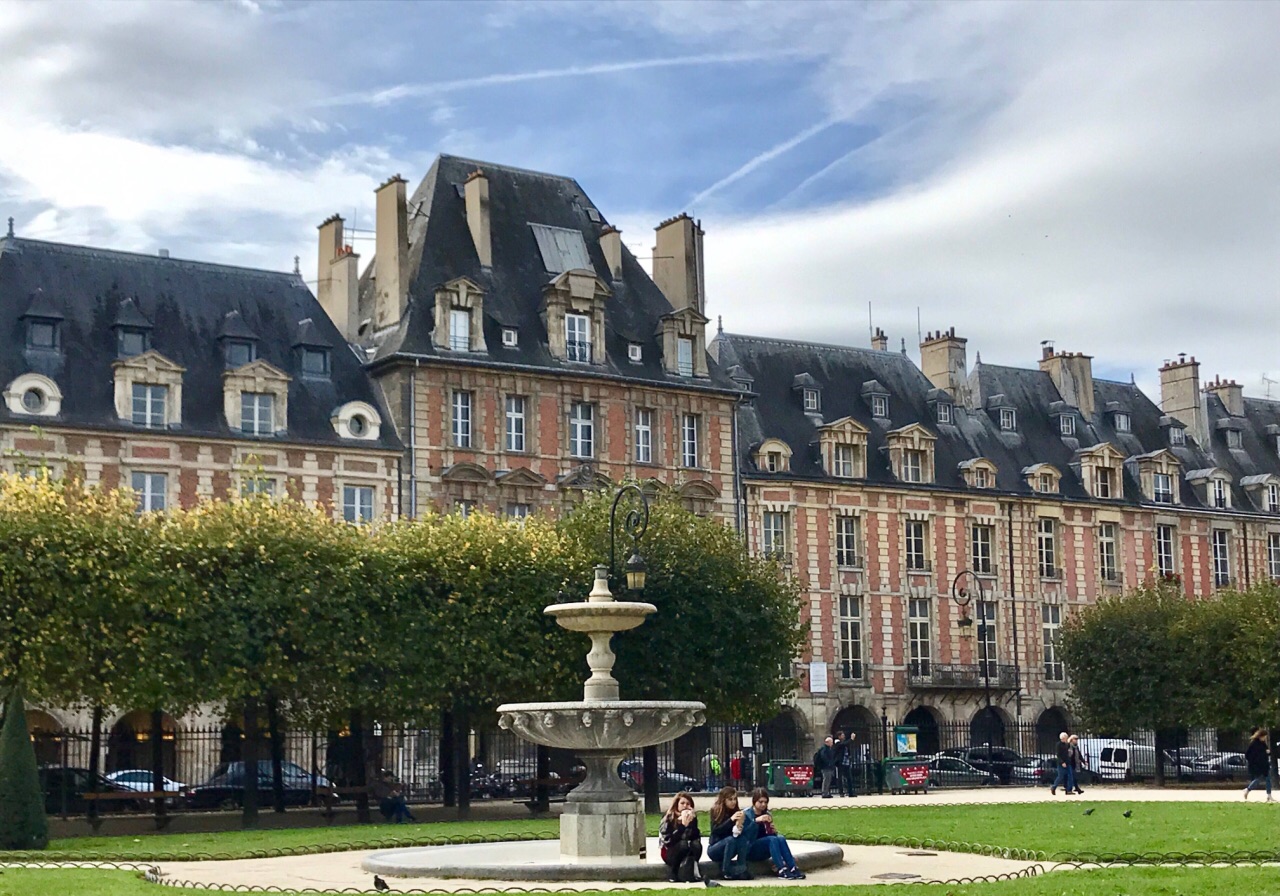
(1078, 738, 1190, 781)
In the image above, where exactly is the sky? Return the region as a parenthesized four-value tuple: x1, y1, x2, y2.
(1, 0, 1277, 399)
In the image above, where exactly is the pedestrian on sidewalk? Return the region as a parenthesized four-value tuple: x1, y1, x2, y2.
(1068, 735, 1086, 795)
(1243, 727, 1273, 802)
(1050, 732, 1075, 796)
(815, 736, 837, 798)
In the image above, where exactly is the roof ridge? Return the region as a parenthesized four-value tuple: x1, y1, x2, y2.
(12, 237, 302, 283)
(438, 154, 586, 188)
(721, 332, 917, 361)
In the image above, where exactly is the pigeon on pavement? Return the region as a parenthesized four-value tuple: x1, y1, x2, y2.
(374, 875, 391, 892)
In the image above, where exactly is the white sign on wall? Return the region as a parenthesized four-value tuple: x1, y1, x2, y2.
(809, 661, 829, 694)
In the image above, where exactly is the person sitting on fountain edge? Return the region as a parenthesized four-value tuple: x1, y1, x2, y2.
(741, 788, 805, 880)
(707, 786, 750, 879)
(659, 792, 704, 882)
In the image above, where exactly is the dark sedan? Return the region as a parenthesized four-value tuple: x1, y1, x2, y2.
(616, 759, 697, 793)
(185, 760, 332, 810)
(39, 766, 140, 815)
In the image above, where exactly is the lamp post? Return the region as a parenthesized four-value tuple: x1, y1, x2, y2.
(952, 570, 993, 745)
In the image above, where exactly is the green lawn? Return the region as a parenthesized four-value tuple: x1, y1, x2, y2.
(3, 867, 1279, 896)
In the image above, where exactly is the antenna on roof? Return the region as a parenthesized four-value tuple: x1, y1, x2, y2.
(293, 256, 301, 276)
(1263, 373, 1278, 399)
(868, 301, 873, 342)
(900, 337, 907, 356)
(5, 217, 12, 238)
(916, 306, 922, 348)
(717, 315, 723, 335)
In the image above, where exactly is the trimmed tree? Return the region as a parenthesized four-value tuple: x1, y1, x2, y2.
(0, 684, 49, 850)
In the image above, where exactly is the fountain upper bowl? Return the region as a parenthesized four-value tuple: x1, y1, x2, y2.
(544, 601, 656, 633)
(497, 700, 706, 751)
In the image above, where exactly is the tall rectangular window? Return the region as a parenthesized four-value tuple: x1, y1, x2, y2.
(838, 596, 863, 680)
(803, 388, 820, 412)
(999, 408, 1017, 431)
(504, 395, 526, 453)
(634, 408, 653, 463)
(971, 524, 993, 574)
(1037, 517, 1058, 578)
(131, 383, 167, 429)
(762, 511, 788, 559)
(978, 601, 998, 677)
(565, 313, 591, 362)
(1060, 415, 1075, 436)
(903, 450, 923, 483)
(569, 402, 594, 458)
(1042, 604, 1064, 682)
(905, 519, 928, 571)
(1156, 524, 1176, 577)
(836, 516, 860, 567)
(1170, 426, 1185, 446)
(833, 443, 856, 478)
(936, 402, 953, 424)
(1153, 472, 1174, 504)
(677, 337, 695, 377)
(1095, 467, 1113, 499)
(342, 485, 374, 523)
(974, 467, 990, 489)
(507, 503, 530, 521)
(871, 394, 889, 418)
(681, 413, 699, 468)
(1098, 522, 1119, 582)
(1212, 529, 1230, 586)
(241, 392, 274, 435)
(909, 598, 931, 678)
(1268, 533, 1280, 580)
(131, 471, 167, 513)
(449, 308, 470, 351)
(1268, 484, 1280, 513)
(241, 476, 275, 497)
(1210, 479, 1228, 508)
(452, 391, 472, 448)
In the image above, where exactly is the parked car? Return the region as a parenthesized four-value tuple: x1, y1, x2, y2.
(1010, 754, 1096, 787)
(940, 747, 1026, 784)
(925, 756, 998, 788)
(491, 759, 572, 797)
(185, 760, 331, 810)
(105, 769, 187, 793)
(1191, 752, 1250, 782)
(616, 759, 697, 793)
(39, 766, 140, 815)
(1080, 739, 1197, 782)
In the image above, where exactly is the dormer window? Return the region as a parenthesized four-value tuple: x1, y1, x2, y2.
(628, 343, 642, 363)
(1153, 472, 1174, 504)
(1114, 413, 1131, 433)
(118, 329, 148, 357)
(1039, 474, 1054, 492)
(974, 467, 990, 489)
(449, 308, 471, 351)
(1023, 463, 1061, 494)
(766, 452, 782, 472)
(225, 340, 255, 367)
(1226, 429, 1243, 450)
(803, 389, 820, 412)
(502, 328, 519, 348)
(1095, 467, 1113, 498)
(959, 457, 998, 490)
(887, 423, 937, 485)
(1060, 415, 1075, 436)
(872, 395, 889, 418)
(566, 313, 591, 362)
(1211, 479, 1228, 508)
(1000, 408, 1017, 432)
(936, 402, 953, 424)
(677, 337, 695, 377)
(818, 417, 868, 480)
(27, 320, 59, 350)
(1170, 427, 1185, 447)
(833, 443, 857, 478)
(754, 438, 792, 475)
(300, 347, 330, 377)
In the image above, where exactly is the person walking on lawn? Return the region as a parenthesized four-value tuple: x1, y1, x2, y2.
(1243, 727, 1273, 802)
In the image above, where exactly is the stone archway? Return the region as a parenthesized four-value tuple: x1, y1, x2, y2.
(106, 710, 177, 776)
(25, 710, 64, 766)
(901, 705, 942, 755)
(970, 705, 1011, 747)
(1036, 707, 1071, 754)
(830, 705, 878, 757)
(758, 708, 805, 762)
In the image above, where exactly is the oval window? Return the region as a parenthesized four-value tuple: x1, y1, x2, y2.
(22, 388, 46, 413)
(348, 414, 367, 437)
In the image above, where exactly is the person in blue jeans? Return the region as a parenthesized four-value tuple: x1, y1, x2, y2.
(741, 788, 806, 880)
(707, 787, 750, 879)
(1243, 728, 1273, 802)
(1050, 732, 1075, 796)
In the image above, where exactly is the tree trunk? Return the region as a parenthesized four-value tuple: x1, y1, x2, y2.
(350, 708, 370, 823)
(642, 745, 660, 814)
(86, 705, 103, 827)
(441, 710, 456, 807)
(533, 744, 550, 813)
(1152, 730, 1166, 787)
(241, 699, 260, 827)
(267, 698, 286, 813)
(454, 704, 471, 819)
(150, 708, 168, 828)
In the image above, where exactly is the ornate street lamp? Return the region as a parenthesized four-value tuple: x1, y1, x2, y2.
(609, 484, 649, 594)
(952, 570, 993, 744)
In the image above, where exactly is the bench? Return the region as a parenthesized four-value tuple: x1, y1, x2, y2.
(514, 777, 579, 812)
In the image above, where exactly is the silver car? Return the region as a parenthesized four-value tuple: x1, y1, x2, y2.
(105, 769, 187, 793)
(926, 756, 998, 788)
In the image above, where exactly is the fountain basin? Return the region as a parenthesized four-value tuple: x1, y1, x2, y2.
(544, 601, 656, 633)
(497, 700, 705, 751)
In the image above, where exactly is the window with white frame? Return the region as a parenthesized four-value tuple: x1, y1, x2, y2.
(634, 408, 653, 463)
(1095, 467, 1114, 499)
(569, 402, 594, 458)
(1226, 429, 1243, 449)
(240, 476, 275, 498)
(1153, 472, 1174, 504)
(240, 392, 274, 436)
(681, 413, 700, 468)
(974, 467, 990, 489)
(836, 516, 860, 567)
(1212, 529, 1231, 586)
(342, 485, 375, 523)
(1114, 413, 1131, 433)
(978, 601, 998, 677)
(903, 449, 924, 483)
(1038, 472, 1056, 493)
(833, 443, 856, 478)
(627, 343, 642, 362)
(908, 598, 931, 677)
(1037, 517, 1058, 578)
(838, 596, 863, 680)
(765, 451, 782, 472)
(449, 309, 470, 351)
(677, 337, 695, 377)
(507, 503, 530, 521)
(905, 519, 928, 570)
(131, 383, 167, 429)
(871, 394, 889, 418)
(504, 395, 526, 452)
(1060, 415, 1075, 436)
(1268, 483, 1280, 513)
(502, 328, 519, 348)
(762, 511, 788, 559)
(1169, 426, 1185, 447)
(971, 524, 993, 574)
(1156, 524, 1176, 577)
(452, 391, 472, 447)
(999, 408, 1017, 431)
(456, 500, 476, 518)
(1210, 478, 1228, 508)
(565, 313, 591, 362)
(1268, 533, 1280, 580)
(1098, 522, 1119, 582)
(937, 402, 953, 424)
(1042, 604, 1064, 682)
(803, 388, 820, 412)
(131, 471, 167, 513)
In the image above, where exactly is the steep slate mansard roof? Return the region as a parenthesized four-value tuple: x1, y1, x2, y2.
(361, 155, 737, 393)
(0, 233, 400, 450)
(715, 332, 1280, 511)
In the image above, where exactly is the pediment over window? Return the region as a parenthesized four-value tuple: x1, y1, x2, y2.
(225, 359, 290, 385)
(441, 462, 493, 484)
(223, 360, 290, 436)
(886, 422, 937, 447)
(818, 416, 869, 439)
(557, 463, 612, 490)
(112, 350, 186, 427)
(112, 350, 185, 377)
(886, 424, 936, 483)
(433, 276, 488, 353)
(495, 467, 547, 488)
(679, 479, 720, 500)
(817, 417, 869, 479)
(542, 271, 609, 364)
(658, 306, 709, 377)
(1076, 442, 1125, 464)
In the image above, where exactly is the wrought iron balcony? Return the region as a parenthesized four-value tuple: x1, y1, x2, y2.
(908, 662, 1018, 690)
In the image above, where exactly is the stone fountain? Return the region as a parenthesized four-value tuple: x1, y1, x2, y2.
(496, 564, 705, 861)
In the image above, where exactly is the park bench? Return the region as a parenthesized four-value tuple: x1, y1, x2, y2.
(514, 776, 579, 812)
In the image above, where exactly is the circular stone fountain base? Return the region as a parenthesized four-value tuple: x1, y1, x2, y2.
(362, 838, 845, 881)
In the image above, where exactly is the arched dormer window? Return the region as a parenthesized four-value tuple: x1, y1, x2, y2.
(753, 438, 793, 474)
(958, 457, 998, 489)
(1023, 463, 1061, 494)
(1241, 474, 1280, 513)
(1127, 449, 1181, 505)
(1186, 467, 1233, 510)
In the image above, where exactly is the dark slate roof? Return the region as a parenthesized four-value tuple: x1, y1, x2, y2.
(362, 155, 737, 394)
(1212, 395, 1280, 511)
(0, 235, 400, 451)
(716, 332, 1280, 512)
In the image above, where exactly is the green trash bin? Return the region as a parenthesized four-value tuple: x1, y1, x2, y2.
(765, 760, 814, 796)
(882, 757, 930, 794)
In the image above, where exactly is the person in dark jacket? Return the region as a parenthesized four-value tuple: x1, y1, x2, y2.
(659, 791, 703, 882)
(707, 786, 749, 879)
(815, 736, 837, 798)
(1050, 732, 1075, 796)
(1243, 728, 1272, 802)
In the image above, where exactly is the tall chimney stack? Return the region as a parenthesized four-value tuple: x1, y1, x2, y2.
(919, 327, 969, 404)
(1204, 374, 1244, 417)
(1159, 354, 1207, 446)
(871, 327, 888, 351)
(652, 213, 705, 313)
(464, 169, 492, 268)
(374, 174, 408, 330)
(600, 226, 623, 281)
(1039, 344, 1095, 418)
(316, 214, 360, 341)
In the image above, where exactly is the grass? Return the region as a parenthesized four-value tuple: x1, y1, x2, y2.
(3, 867, 1279, 896)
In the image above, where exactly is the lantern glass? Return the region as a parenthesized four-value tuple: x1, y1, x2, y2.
(625, 551, 647, 592)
